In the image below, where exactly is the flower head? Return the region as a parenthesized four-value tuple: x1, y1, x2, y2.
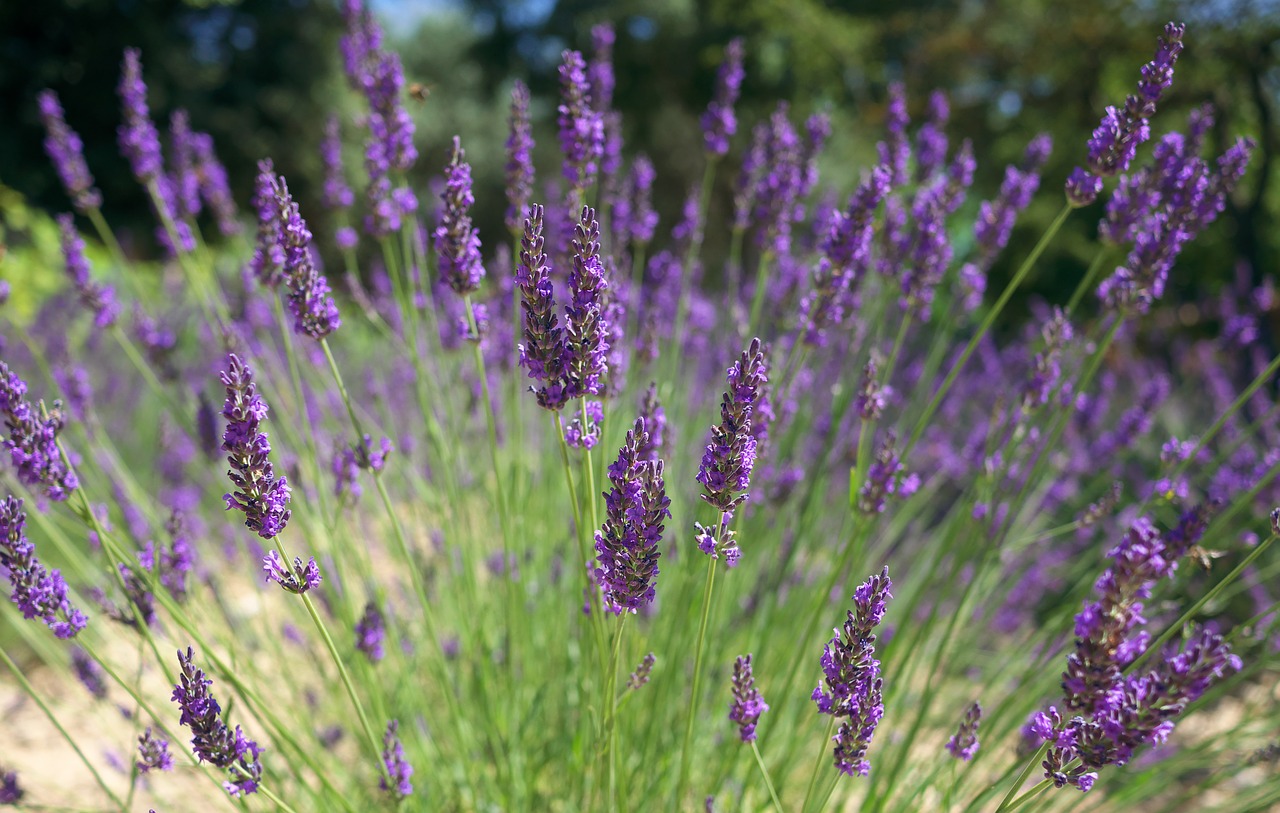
(505, 80, 536, 231)
(380, 720, 414, 800)
(435, 136, 485, 295)
(57, 214, 118, 330)
(557, 49, 605, 196)
(729, 654, 769, 743)
(594, 418, 668, 614)
(219, 353, 291, 540)
(0, 496, 87, 639)
(273, 176, 342, 339)
(697, 338, 769, 515)
(172, 647, 263, 796)
(702, 38, 745, 156)
(137, 728, 174, 774)
(356, 601, 386, 662)
(262, 550, 321, 595)
(946, 701, 982, 761)
(516, 204, 569, 410)
(562, 206, 611, 400)
(1, 362, 79, 502)
(37, 89, 101, 212)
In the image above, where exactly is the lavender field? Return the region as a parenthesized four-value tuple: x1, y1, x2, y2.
(1, 5, 1279, 811)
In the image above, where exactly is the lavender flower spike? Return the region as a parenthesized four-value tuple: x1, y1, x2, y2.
(219, 353, 291, 540)
(557, 49, 605, 197)
(355, 601, 387, 662)
(320, 116, 354, 211)
(58, 214, 119, 330)
(729, 654, 769, 743)
(516, 204, 568, 410)
(262, 550, 322, 594)
(702, 38, 746, 156)
(1, 495, 88, 639)
(505, 80, 536, 232)
(380, 720, 414, 800)
(946, 701, 982, 761)
(594, 418, 668, 614)
(136, 728, 174, 774)
(248, 159, 285, 288)
(273, 176, 341, 339)
(697, 338, 768, 515)
(172, 647, 263, 796)
(436, 136, 485, 295)
(37, 90, 101, 212)
(813, 566, 892, 777)
(562, 206, 611, 400)
(1, 361, 79, 501)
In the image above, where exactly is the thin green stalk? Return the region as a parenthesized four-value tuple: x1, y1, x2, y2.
(904, 202, 1072, 456)
(675, 549, 720, 806)
(256, 784, 304, 813)
(800, 715, 838, 813)
(0, 646, 125, 808)
(750, 740, 785, 813)
(992, 744, 1049, 813)
(747, 249, 776, 338)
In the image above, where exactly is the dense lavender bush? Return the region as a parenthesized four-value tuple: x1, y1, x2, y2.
(1, 11, 1277, 812)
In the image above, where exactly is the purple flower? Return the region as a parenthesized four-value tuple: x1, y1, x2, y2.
(702, 38, 745, 156)
(57, 214, 118, 330)
(191, 132, 240, 237)
(380, 720, 414, 800)
(355, 601, 386, 662)
(729, 654, 769, 743)
(628, 652, 656, 690)
(505, 80, 536, 232)
(273, 176, 342, 339)
(562, 206, 611, 400)
(813, 566, 892, 777)
(749, 104, 805, 254)
(71, 646, 107, 699)
(172, 647, 263, 796)
(877, 83, 911, 187)
(697, 338, 768, 516)
(857, 432, 918, 515)
(137, 728, 174, 774)
(219, 353, 291, 540)
(247, 159, 285, 288)
(557, 49, 605, 196)
(435, 136, 485, 295)
(37, 89, 101, 212)
(0, 769, 23, 804)
(1, 362, 79, 502)
(169, 110, 201, 219)
(946, 701, 982, 761)
(262, 550, 322, 595)
(594, 418, 668, 614)
(915, 90, 950, 180)
(321, 116, 355, 211)
(629, 156, 659, 245)
(589, 23, 616, 113)
(1067, 23, 1185, 204)
(516, 204, 569, 410)
(564, 399, 604, 449)
(855, 357, 890, 422)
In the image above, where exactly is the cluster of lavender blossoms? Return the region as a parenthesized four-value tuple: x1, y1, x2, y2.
(1, 361, 79, 502)
(1031, 512, 1240, 791)
(813, 567, 892, 777)
(728, 654, 769, 743)
(57, 214, 118, 330)
(695, 338, 768, 566)
(37, 90, 101, 212)
(594, 418, 669, 614)
(272, 177, 342, 339)
(0, 495, 88, 639)
(219, 353, 291, 540)
(172, 647, 263, 796)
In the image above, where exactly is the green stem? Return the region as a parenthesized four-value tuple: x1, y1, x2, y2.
(801, 715, 838, 813)
(0, 646, 125, 808)
(750, 740, 785, 813)
(993, 743, 1049, 813)
(676, 550, 720, 805)
(904, 202, 1072, 456)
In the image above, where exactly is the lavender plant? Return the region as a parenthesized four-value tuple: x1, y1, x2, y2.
(2, 13, 1277, 813)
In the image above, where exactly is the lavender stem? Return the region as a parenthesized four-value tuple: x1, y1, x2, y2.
(675, 542, 720, 805)
(800, 714, 838, 813)
(750, 740, 784, 813)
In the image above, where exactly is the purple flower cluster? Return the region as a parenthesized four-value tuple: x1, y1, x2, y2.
(729, 654, 769, 743)
(799, 166, 890, 346)
(191, 131, 240, 237)
(136, 728, 174, 774)
(505, 80, 536, 232)
(959, 134, 1052, 311)
(697, 338, 769, 516)
(813, 566, 892, 777)
(37, 90, 101, 212)
(946, 701, 982, 761)
(273, 176, 342, 339)
(1, 362, 79, 502)
(594, 418, 669, 614)
(219, 353, 291, 540)
(1032, 513, 1240, 791)
(702, 39, 746, 156)
(355, 601, 387, 662)
(169, 110, 201, 219)
(380, 719, 414, 800)
(562, 207, 611, 400)
(172, 647, 263, 796)
(628, 652, 655, 690)
(557, 49, 605, 197)
(857, 432, 919, 515)
(262, 550, 322, 595)
(1096, 110, 1254, 313)
(747, 104, 805, 254)
(247, 159, 285, 288)
(71, 646, 107, 699)
(57, 214, 118, 330)
(0, 495, 87, 639)
(321, 116, 355, 212)
(894, 142, 976, 319)
(637, 383, 665, 461)
(516, 205, 569, 410)
(1066, 23, 1185, 206)
(435, 137, 485, 295)
(877, 83, 911, 187)
(0, 769, 22, 804)
(340, 0, 418, 236)
(138, 510, 195, 603)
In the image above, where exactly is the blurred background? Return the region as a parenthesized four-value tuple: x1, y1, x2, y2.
(1, 0, 1277, 329)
